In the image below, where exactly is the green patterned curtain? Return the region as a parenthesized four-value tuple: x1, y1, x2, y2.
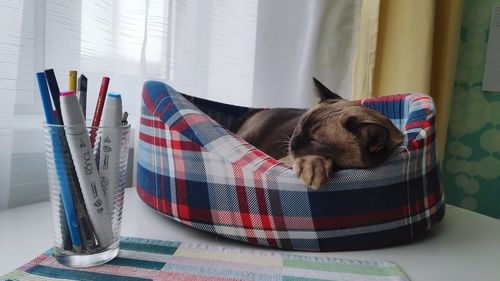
(444, 0, 500, 219)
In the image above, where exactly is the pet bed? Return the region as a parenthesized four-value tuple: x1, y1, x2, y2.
(137, 81, 444, 252)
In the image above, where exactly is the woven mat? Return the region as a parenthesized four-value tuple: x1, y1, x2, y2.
(1, 237, 409, 281)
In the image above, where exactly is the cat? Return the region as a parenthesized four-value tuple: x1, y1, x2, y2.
(234, 78, 404, 189)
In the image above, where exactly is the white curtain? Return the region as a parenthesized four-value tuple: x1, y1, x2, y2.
(0, 0, 360, 209)
(168, 0, 360, 107)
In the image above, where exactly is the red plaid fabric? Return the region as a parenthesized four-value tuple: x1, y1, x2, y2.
(137, 81, 444, 251)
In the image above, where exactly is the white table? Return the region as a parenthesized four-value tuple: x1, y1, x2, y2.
(1, 188, 499, 280)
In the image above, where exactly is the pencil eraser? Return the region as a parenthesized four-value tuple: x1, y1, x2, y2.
(60, 91, 76, 97)
(107, 92, 121, 99)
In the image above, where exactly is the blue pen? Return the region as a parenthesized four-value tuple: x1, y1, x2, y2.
(36, 72, 82, 252)
(36, 73, 57, 125)
(36, 72, 73, 251)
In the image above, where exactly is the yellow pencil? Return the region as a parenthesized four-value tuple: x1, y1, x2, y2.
(69, 70, 77, 92)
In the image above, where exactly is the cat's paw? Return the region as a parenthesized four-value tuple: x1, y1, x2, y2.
(292, 155, 333, 189)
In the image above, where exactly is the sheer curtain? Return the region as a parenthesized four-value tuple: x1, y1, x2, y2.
(0, 0, 360, 209)
(167, 0, 360, 107)
(0, 0, 169, 209)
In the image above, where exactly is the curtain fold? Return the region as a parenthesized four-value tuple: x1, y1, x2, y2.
(352, 0, 380, 100)
(430, 0, 464, 160)
(353, 0, 463, 161)
(373, 0, 435, 97)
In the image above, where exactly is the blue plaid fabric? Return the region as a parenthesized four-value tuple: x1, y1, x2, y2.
(137, 81, 444, 251)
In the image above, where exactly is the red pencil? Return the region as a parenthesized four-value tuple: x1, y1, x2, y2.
(90, 76, 110, 146)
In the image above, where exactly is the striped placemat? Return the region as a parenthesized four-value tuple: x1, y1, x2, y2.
(1, 237, 409, 281)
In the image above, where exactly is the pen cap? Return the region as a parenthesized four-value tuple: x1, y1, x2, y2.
(77, 74, 87, 92)
(101, 92, 123, 126)
(60, 91, 86, 132)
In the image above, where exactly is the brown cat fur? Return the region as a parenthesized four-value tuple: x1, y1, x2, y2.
(235, 78, 404, 189)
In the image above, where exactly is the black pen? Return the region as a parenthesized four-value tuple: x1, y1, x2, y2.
(78, 74, 88, 118)
(44, 69, 63, 124)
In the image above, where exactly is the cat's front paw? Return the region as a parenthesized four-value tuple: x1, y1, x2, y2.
(292, 155, 333, 189)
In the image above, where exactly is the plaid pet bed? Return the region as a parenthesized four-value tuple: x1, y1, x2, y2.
(1, 236, 409, 281)
(137, 81, 444, 252)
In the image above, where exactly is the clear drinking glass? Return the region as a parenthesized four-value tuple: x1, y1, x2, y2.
(43, 122, 131, 267)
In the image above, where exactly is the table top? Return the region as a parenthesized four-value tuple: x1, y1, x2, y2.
(1, 188, 499, 280)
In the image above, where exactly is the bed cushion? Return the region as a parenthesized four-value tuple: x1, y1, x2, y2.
(136, 81, 444, 252)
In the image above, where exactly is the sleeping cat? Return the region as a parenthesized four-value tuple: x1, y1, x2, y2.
(234, 78, 404, 189)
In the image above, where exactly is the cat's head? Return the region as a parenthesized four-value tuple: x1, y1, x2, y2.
(289, 78, 404, 169)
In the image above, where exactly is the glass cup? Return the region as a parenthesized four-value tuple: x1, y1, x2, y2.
(43, 122, 131, 267)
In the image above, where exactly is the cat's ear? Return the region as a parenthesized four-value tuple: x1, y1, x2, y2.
(313, 77, 342, 102)
(342, 115, 390, 154)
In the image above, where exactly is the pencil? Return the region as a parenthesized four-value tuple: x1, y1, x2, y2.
(90, 76, 110, 146)
(69, 70, 77, 92)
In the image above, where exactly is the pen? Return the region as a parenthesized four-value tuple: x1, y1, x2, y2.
(67, 163, 99, 252)
(78, 74, 88, 118)
(99, 93, 123, 210)
(60, 90, 114, 248)
(90, 76, 110, 146)
(44, 69, 63, 124)
(36, 73, 57, 125)
(36, 72, 82, 252)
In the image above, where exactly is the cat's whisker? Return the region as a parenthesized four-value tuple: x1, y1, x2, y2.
(277, 141, 291, 152)
(267, 134, 291, 158)
(272, 134, 291, 147)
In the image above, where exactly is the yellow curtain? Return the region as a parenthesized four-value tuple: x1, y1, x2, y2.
(353, 0, 463, 161)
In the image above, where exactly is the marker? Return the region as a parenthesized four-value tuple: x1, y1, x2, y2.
(36, 72, 81, 252)
(43, 71, 97, 251)
(78, 74, 88, 118)
(99, 93, 123, 210)
(67, 163, 99, 252)
(44, 69, 63, 124)
(90, 77, 110, 146)
(69, 70, 77, 92)
(60, 90, 114, 248)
